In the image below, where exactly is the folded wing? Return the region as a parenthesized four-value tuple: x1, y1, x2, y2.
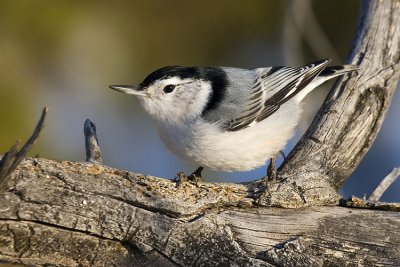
(223, 59, 331, 131)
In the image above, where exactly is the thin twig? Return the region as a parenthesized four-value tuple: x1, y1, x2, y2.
(0, 107, 48, 187)
(9, 107, 48, 172)
(84, 119, 103, 164)
(368, 167, 400, 202)
(0, 141, 20, 181)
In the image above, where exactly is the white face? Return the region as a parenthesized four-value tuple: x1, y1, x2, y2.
(138, 77, 212, 125)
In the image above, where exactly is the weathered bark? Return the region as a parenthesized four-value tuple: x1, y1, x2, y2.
(368, 167, 400, 202)
(1, 159, 400, 267)
(254, 0, 400, 208)
(0, 0, 399, 266)
(84, 119, 103, 165)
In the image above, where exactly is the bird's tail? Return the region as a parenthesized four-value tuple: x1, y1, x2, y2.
(295, 64, 359, 101)
(319, 64, 360, 78)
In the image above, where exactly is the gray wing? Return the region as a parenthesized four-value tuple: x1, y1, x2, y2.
(223, 59, 330, 131)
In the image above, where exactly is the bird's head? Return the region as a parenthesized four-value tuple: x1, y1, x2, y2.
(110, 66, 228, 125)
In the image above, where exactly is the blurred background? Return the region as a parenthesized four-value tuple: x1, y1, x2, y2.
(0, 0, 398, 201)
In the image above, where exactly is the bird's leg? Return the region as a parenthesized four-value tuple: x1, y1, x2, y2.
(266, 157, 277, 181)
(266, 151, 286, 181)
(256, 157, 278, 203)
(173, 166, 203, 187)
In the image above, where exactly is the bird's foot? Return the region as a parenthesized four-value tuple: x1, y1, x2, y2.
(256, 154, 285, 204)
(173, 166, 203, 187)
(255, 157, 278, 204)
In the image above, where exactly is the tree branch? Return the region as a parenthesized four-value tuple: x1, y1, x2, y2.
(255, 0, 400, 208)
(84, 119, 103, 164)
(0, 107, 47, 188)
(368, 167, 400, 202)
(0, 161, 399, 266)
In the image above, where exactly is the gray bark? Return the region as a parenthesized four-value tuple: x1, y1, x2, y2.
(84, 119, 103, 164)
(254, 0, 400, 208)
(1, 159, 400, 267)
(0, 0, 399, 266)
(368, 167, 400, 202)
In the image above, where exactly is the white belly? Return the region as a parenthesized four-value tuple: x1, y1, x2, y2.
(157, 106, 301, 171)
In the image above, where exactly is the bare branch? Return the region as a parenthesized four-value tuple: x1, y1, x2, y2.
(368, 167, 400, 202)
(0, 141, 20, 185)
(0, 107, 47, 188)
(84, 119, 103, 164)
(254, 0, 400, 208)
(0, 160, 399, 266)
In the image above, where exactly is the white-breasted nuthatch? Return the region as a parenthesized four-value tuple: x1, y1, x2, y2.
(110, 59, 358, 178)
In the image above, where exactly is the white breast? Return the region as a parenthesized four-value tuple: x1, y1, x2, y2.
(156, 104, 302, 172)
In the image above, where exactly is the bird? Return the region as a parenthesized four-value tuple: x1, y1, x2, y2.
(110, 59, 358, 181)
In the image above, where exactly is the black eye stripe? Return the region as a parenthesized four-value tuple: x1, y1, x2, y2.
(163, 84, 175, 93)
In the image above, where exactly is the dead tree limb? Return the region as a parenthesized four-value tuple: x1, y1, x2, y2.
(0, 159, 399, 266)
(0, 107, 47, 188)
(254, 0, 400, 208)
(0, 0, 399, 266)
(368, 167, 400, 202)
(84, 119, 103, 164)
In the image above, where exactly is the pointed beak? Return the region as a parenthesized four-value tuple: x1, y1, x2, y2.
(109, 85, 148, 97)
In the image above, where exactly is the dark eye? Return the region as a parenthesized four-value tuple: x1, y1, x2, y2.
(163, 84, 175, 93)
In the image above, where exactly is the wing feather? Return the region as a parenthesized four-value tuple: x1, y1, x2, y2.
(223, 59, 330, 131)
